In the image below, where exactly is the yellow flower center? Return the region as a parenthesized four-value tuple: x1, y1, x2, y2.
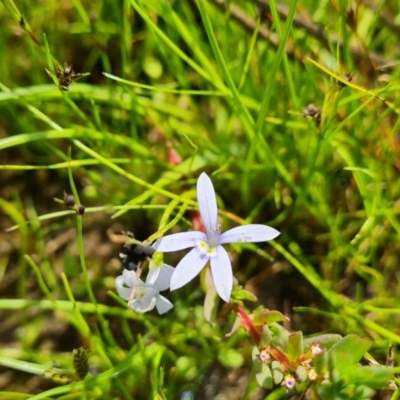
(197, 240, 217, 257)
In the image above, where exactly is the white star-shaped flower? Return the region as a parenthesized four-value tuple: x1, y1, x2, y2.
(115, 264, 174, 314)
(154, 172, 280, 302)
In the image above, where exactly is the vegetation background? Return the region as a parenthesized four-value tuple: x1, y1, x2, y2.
(1, 0, 400, 398)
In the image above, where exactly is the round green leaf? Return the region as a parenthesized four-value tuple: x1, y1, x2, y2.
(218, 348, 244, 368)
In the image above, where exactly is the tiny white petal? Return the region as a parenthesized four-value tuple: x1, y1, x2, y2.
(219, 224, 280, 244)
(122, 269, 138, 287)
(146, 266, 160, 286)
(170, 247, 209, 290)
(129, 296, 157, 313)
(129, 299, 141, 311)
(197, 172, 218, 235)
(153, 231, 206, 252)
(115, 275, 132, 300)
(152, 264, 174, 292)
(210, 246, 233, 302)
(116, 275, 124, 288)
(156, 295, 174, 314)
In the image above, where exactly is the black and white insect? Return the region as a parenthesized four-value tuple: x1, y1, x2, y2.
(45, 63, 90, 91)
(119, 231, 155, 271)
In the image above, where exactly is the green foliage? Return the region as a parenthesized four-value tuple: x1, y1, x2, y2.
(249, 314, 393, 397)
(1, 0, 400, 398)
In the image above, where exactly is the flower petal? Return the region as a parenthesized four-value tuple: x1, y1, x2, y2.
(197, 172, 218, 235)
(115, 275, 132, 300)
(122, 269, 137, 287)
(219, 224, 280, 244)
(122, 269, 146, 289)
(153, 231, 206, 252)
(210, 246, 233, 303)
(146, 265, 161, 286)
(155, 295, 174, 314)
(170, 247, 209, 290)
(152, 264, 174, 292)
(129, 297, 157, 313)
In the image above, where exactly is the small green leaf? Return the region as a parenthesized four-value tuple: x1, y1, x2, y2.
(259, 325, 272, 348)
(252, 310, 289, 326)
(303, 334, 342, 350)
(342, 365, 392, 389)
(269, 323, 290, 350)
(326, 334, 371, 371)
(288, 331, 304, 361)
(231, 286, 257, 302)
(176, 356, 198, 381)
(316, 380, 340, 400)
(255, 363, 273, 389)
(296, 365, 307, 382)
(271, 361, 284, 385)
(253, 347, 273, 389)
(314, 351, 328, 376)
(252, 347, 260, 362)
(218, 348, 244, 368)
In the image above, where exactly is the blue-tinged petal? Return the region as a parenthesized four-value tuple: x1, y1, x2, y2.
(156, 295, 174, 314)
(210, 246, 233, 303)
(146, 265, 160, 286)
(153, 231, 206, 252)
(197, 172, 218, 235)
(129, 296, 157, 313)
(129, 299, 141, 310)
(146, 255, 167, 285)
(123, 269, 146, 289)
(152, 264, 174, 291)
(122, 269, 137, 287)
(170, 247, 209, 290)
(115, 275, 132, 300)
(136, 287, 157, 308)
(219, 224, 280, 244)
